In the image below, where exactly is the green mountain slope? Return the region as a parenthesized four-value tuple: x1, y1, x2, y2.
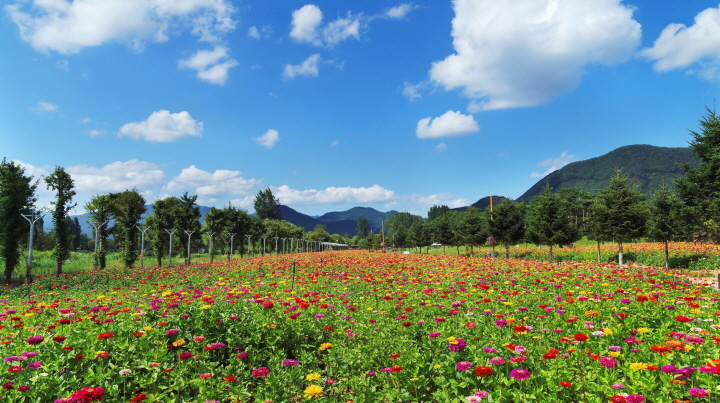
(317, 206, 398, 229)
(516, 145, 698, 202)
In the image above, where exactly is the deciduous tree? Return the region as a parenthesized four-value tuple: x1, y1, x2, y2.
(254, 188, 282, 220)
(0, 159, 37, 282)
(45, 166, 76, 275)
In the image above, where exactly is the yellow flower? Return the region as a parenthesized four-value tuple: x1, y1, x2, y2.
(306, 373, 322, 381)
(636, 328, 650, 334)
(200, 305, 212, 310)
(603, 328, 614, 336)
(304, 384, 323, 399)
(319, 343, 332, 351)
(172, 339, 186, 347)
(143, 326, 153, 331)
(629, 362, 648, 371)
(608, 351, 621, 358)
(433, 364, 441, 369)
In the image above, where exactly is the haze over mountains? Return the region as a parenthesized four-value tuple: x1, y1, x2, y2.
(71, 144, 696, 236)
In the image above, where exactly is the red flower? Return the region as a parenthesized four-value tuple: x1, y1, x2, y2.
(129, 392, 148, 402)
(513, 325, 527, 333)
(324, 325, 333, 331)
(559, 381, 572, 388)
(53, 336, 66, 343)
(132, 332, 144, 338)
(466, 321, 477, 329)
(71, 386, 105, 403)
(390, 353, 400, 360)
(675, 315, 692, 323)
(609, 396, 627, 403)
(97, 333, 114, 340)
(390, 365, 403, 373)
(574, 333, 589, 342)
(224, 376, 237, 384)
(163, 368, 174, 373)
(475, 366, 493, 377)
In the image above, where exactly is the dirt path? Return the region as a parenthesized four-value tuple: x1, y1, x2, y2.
(686, 269, 720, 289)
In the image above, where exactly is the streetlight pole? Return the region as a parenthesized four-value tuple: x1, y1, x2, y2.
(245, 234, 252, 257)
(282, 238, 287, 254)
(206, 232, 215, 262)
(185, 230, 195, 264)
(88, 219, 109, 270)
(136, 224, 151, 269)
(262, 236, 268, 255)
(21, 212, 44, 282)
(274, 237, 279, 255)
(227, 233, 236, 261)
(165, 229, 177, 267)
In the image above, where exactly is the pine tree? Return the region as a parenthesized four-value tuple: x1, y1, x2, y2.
(648, 185, 690, 269)
(526, 184, 579, 263)
(489, 200, 526, 258)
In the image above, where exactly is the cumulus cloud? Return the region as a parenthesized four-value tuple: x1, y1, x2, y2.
(67, 159, 165, 194)
(429, 0, 641, 111)
(640, 6, 720, 81)
(247, 25, 272, 40)
(253, 129, 280, 148)
(416, 110, 479, 139)
(118, 110, 203, 142)
(165, 165, 260, 201)
(530, 151, 577, 178)
(331, 140, 340, 147)
(406, 193, 470, 210)
(5, 0, 236, 54)
(273, 184, 396, 206)
(289, 4, 359, 47)
(401, 81, 424, 101)
(31, 101, 58, 114)
(178, 46, 237, 85)
(386, 4, 416, 19)
(282, 54, 321, 80)
(87, 129, 104, 137)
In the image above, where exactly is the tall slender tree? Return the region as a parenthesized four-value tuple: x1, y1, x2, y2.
(526, 184, 579, 263)
(254, 188, 282, 220)
(594, 170, 648, 266)
(456, 207, 488, 255)
(111, 189, 146, 268)
(85, 194, 113, 269)
(356, 215, 370, 238)
(0, 159, 37, 282)
(488, 200, 526, 258)
(45, 166, 76, 275)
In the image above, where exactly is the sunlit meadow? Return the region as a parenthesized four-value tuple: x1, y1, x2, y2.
(1, 245, 719, 402)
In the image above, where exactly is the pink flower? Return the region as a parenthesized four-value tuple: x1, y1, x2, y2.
(252, 367, 270, 378)
(509, 368, 531, 380)
(456, 361, 473, 371)
(599, 357, 618, 369)
(626, 395, 645, 403)
(688, 388, 708, 398)
(193, 336, 205, 343)
(199, 373, 212, 379)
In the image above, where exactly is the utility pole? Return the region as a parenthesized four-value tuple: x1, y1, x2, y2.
(185, 230, 195, 264)
(274, 237, 279, 254)
(21, 212, 44, 282)
(245, 234, 252, 257)
(88, 219, 109, 270)
(227, 233, 236, 261)
(206, 232, 215, 263)
(166, 229, 177, 267)
(262, 236, 268, 255)
(136, 224, 151, 269)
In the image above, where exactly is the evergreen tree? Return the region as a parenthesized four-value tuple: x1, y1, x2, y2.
(648, 185, 690, 269)
(526, 184, 579, 263)
(254, 188, 282, 220)
(0, 159, 37, 282)
(392, 222, 408, 249)
(489, 200, 526, 258)
(455, 207, 488, 255)
(356, 215, 370, 238)
(409, 221, 431, 253)
(676, 107, 720, 241)
(594, 170, 648, 266)
(427, 205, 450, 221)
(586, 199, 612, 263)
(45, 166, 76, 275)
(432, 213, 456, 253)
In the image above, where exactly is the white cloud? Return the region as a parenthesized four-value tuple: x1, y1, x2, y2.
(290, 4, 323, 46)
(165, 165, 261, 201)
(331, 140, 340, 147)
(253, 129, 280, 148)
(80, 117, 91, 124)
(247, 25, 273, 40)
(31, 101, 58, 114)
(67, 159, 165, 194)
(282, 54, 321, 80)
(229, 196, 254, 209)
(640, 6, 720, 81)
(5, 0, 237, 54)
(386, 4, 415, 19)
(289, 4, 360, 47)
(416, 110, 479, 139)
(178, 46, 237, 85)
(530, 151, 576, 178)
(87, 129, 104, 137)
(401, 81, 424, 101)
(429, 0, 641, 111)
(407, 193, 470, 210)
(435, 143, 448, 153)
(248, 26, 260, 39)
(273, 184, 396, 206)
(118, 110, 203, 142)
(55, 59, 69, 71)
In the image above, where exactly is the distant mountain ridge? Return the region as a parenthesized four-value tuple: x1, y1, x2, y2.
(516, 144, 698, 202)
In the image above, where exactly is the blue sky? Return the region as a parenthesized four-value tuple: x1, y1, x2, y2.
(2, 0, 719, 217)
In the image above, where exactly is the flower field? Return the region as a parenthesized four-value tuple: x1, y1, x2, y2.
(1, 246, 720, 402)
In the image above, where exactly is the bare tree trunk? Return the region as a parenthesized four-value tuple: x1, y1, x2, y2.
(618, 242, 624, 266)
(549, 245, 553, 263)
(56, 261, 63, 276)
(664, 240, 670, 270)
(505, 243, 510, 259)
(596, 241, 601, 263)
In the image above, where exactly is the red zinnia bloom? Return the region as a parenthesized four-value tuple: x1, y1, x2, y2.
(129, 392, 148, 402)
(390, 365, 403, 373)
(390, 353, 400, 359)
(132, 332, 144, 338)
(466, 321, 477, 329)
(609, 396, 627, 403)
(559, 381, 571, 388)
(71, 386, 105, 403)
(224, 376, 237, 384)
(675, 316, 692, 323)
(513, 325, 527, 333)
(324, 325, 333, 331)
(53, 336, 66, 343)
(475, 366, 493, 377)
(97, 333, 114, 340)
(574, 333, 589, 342)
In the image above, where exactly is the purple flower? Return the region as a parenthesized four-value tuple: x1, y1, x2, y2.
(282, 359, 299, 367)
(165, 329, 180, 336)
(660, 365, 678, 374)
(611, 383, 625, 389)
(456, 361, 473, 371)
(428, 332, 440, 339)
(26, 336, 44, 345)
(509, 368, 531, 380)
(688, 388, 709, 398)
(27, 361, 42, 370)
(449, 338, 467, 352)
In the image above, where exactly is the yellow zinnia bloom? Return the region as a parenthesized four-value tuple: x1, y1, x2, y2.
(306, 373, 322, 381)
(629, 362, 647, 370)
(319, 343, 332, 350)
(304, 384, 323, 399)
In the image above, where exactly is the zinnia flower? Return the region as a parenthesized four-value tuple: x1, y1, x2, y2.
(252, 367, 270, 378)
(509, 368, 531, 380)
(475, 366, 493, 377)
(304, 384, 323, 399)
(688, 388, 708, 398)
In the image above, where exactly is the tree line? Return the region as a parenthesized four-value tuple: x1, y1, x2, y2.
(2, 108, 720, 280)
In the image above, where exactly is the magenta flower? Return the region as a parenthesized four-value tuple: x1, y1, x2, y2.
(282, 359, 299, 367)
(449, 338, 466, 352)
(165, 329, 180, 336)
(252, 367, 270, 378)
(688, 388, 709, 398)
(509, 368, 531, 380)
(456, 361, 473, 371)
(598, 357, 618, 369)
(626, 395, 645, 403)
(26, 335, 44, 345)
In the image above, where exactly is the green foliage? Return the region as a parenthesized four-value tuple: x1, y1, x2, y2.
(455, 207, 488, 253)
(0, 158, 37, 281)
(676, 107, 720, 241)
(356, 215, 370, 239)
(386, 212, 423, 239)
(45, 166, 76, 275)
(427, 205, 450, 221)
(526, 184, 580, 262)
(391, 222, 408, 248)
(409, 221, 431, 250)
(488, 200, 526, 258)
(254, 188, 282, 220)
(85, 194, 113, 269)
(111, 189, 146, 268)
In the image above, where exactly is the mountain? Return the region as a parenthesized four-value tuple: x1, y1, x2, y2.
(453, 196, 511, 212)
(280, 205, 358, 234)
(316, 206, 397, 230)
(74, 205, 211, 236)
(515, 144, 698, 202)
